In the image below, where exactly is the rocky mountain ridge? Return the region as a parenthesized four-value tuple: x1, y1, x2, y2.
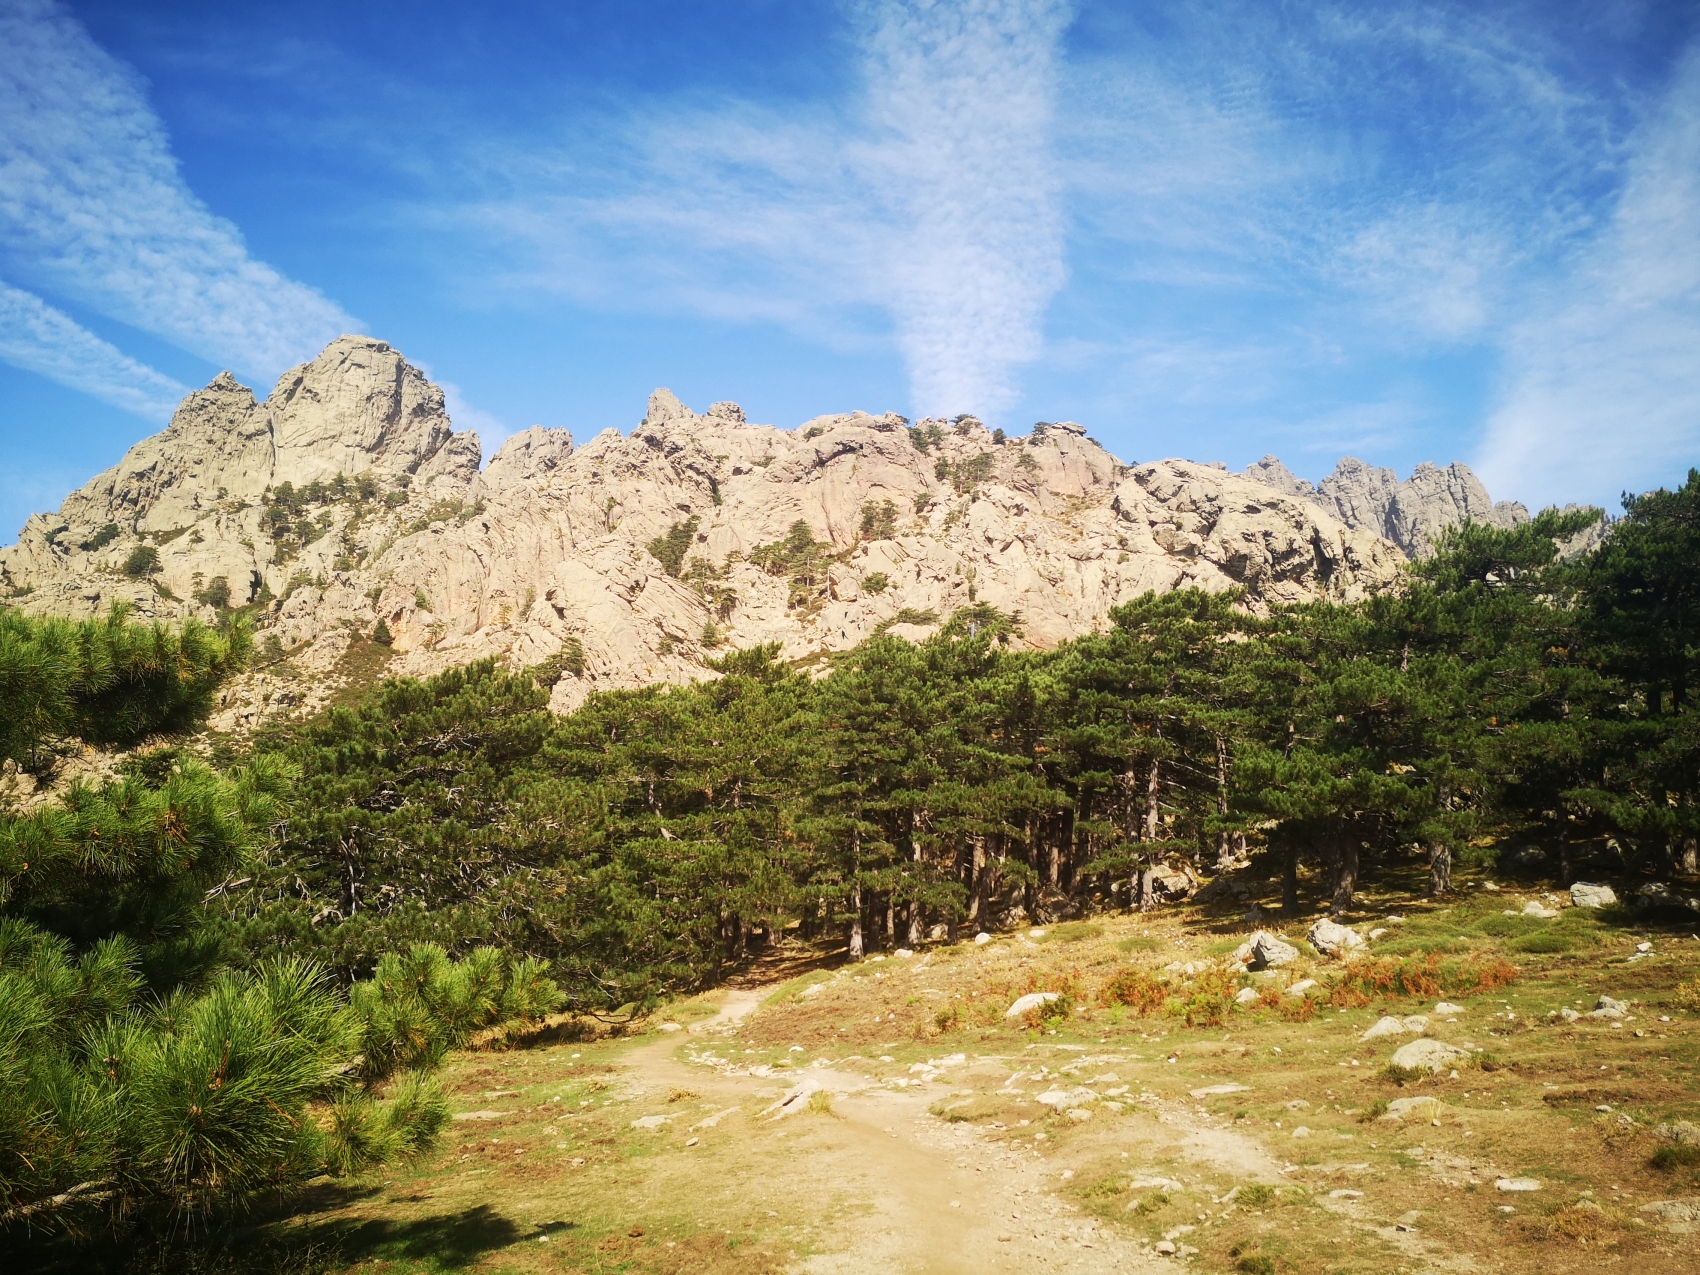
(1, 336, 1527, 731)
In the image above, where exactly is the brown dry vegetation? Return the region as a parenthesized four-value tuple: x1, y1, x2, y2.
(228, 866, 1698, 1275)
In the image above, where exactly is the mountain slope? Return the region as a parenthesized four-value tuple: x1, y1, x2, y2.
(1, 335, 1506, 728)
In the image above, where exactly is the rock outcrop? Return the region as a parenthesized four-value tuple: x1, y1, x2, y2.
(3, 336, 1411, 732)
(1243, 454, 1530, 558)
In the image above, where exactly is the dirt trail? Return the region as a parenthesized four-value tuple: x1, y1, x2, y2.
(619, 987, 1168, 1274)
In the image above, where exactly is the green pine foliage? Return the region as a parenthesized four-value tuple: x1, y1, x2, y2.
(0, 604, 249, 765)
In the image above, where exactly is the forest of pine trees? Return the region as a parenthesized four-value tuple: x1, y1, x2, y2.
(1, 469, 1696, 1258)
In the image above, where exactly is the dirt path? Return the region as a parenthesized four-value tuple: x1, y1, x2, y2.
(618, 989, 1168, 1274)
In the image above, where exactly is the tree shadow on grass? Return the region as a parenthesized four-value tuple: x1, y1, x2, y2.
(326, 1205, 529, 1270)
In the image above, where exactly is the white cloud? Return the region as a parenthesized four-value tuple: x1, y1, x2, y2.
(850, 0, 1071, 416)
(461, 0, 1072, 421)
(1478, 47, 1700, 509)
(0, 276, 188, 418)
(0, 0, 356, 380)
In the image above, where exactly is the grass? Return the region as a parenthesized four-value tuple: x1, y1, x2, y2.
(1037, 921, 1103, 943)
(1115, 935, 1161, 953)
(224, 862, 1700, 1275)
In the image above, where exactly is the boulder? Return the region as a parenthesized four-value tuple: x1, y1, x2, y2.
(1588, 994, 1628, 1020)
(1307, 917, 1365, 958)
(1434, 1002, 1464, 1015)
(1570, 882, 1618, 909)
(1655, 1121, 1700, 1144)
(1286, 979, 1318, 997)
(1234, 986, 1259, 1005)
(1233, 930, 1299, 969)
(1390, 1039, 1471, 1073)
(1036, 1086, 1097, 1111)
(1637, 882, 1700, 913)
(1005, 992, 1061, 1019)
(760, 1078, 824, 1119)
(1638, 1198, 1700, 1232)
(1361, 1016, 1410, 1041)
(1382, 1096, 1443, 1122)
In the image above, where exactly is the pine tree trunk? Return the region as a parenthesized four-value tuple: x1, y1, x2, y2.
(1282, 848, 1299, 917)
(1331, 839, 1359, 916)
(1682, 836, 1699, 876)
(1144, 755, 1161, 842)
(884, 899, 895, 947)
(849, 885, 864, 960)
(1428, 841, 1453, 897)
(1214, 736, 1234, 871)
(967, 835, 987, 928)
(1137, 865, 1156, 913)
(907, 900, 923, 946)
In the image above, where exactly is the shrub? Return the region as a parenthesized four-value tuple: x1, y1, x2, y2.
(859, 499, 898, 541)
(1329, 954, 1516, 1004)
(1674, 977, 1700, 1014)
(1237, 1185, 1276, 1208)
(1101, 968, 1167, 1014)
(1174, 967, 1238, 1027)
(348, 942, 563, 1083)
(193, 575, 231, 609)
(80, 522, 121, 552)
(1652, 1143, 1700, 1172)
(863, 571, 890, 595)
(1236, 1257, 1276, 1275)
(646, 516, 700, 578)
(122, 545, 161, 578)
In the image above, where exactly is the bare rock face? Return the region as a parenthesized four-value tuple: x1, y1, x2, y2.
(1243, 454, 1529, 558)
(1, 337, 1407, 732)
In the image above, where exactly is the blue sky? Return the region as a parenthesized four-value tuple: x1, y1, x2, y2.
(3, 0, 1698, 540)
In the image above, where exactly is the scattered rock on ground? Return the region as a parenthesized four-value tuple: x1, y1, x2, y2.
(1639, 1199, 1700, 1233)
(1570, 882, 1618, 909)
(1037, 1086, 1098, 1111)
(1655, 1121, 1700, 1144)
(1637, 882, 1700, 913)
(1362, 1016, 1410, 1041)
(1005, 991, 1061, 1018)
(1190, 1084, 1251, 1098)
(1588, 994, 1628, 1020)
(1307, 917, 1365, 957)
(1521, 901, 1560, 918)
(1383, 1096, 1444, 1122)
(1287, 978, 1318, 997)
(1234, 930, 1299, 968)
(1234, 986, 1259, 1005)
(1435, 1002, 1464, 1014)
(1495, 1177, 1541, 1192)
(760, 1079, 823, 1119)
(1391, 1039, 1471, 1073)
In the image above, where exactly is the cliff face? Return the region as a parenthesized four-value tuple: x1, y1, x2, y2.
(1242, 454, 1530, 557)
(3, 336, 1410, 730)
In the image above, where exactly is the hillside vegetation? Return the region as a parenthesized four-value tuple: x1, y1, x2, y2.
(1, 470, 1696, 1270)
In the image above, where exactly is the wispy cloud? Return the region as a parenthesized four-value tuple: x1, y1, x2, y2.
(460, 0, 1072, 420)
(0, 0, 355, 382)
(1477, 46, 1700, 508)
(0, 276, 188, 417)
